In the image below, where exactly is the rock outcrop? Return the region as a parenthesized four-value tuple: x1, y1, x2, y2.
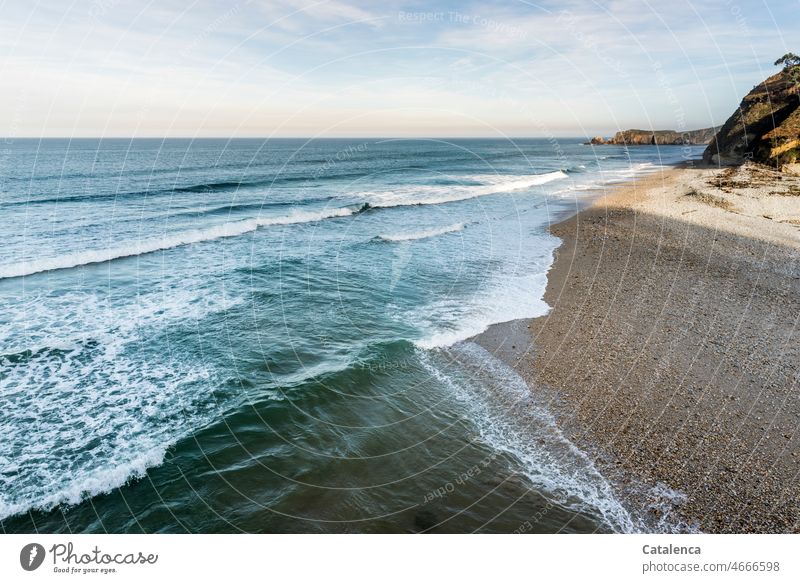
(703, 67, 800, 168)
(589, 127, 716, 146)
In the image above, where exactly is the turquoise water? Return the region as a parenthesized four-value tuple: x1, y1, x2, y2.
(0, 138, 703, 533)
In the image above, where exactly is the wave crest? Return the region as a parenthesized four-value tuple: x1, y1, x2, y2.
(365, 171, 568, 208)
(3, 172, 568, 279)
(378, 223, 465, 242)
(0, 207, 358, 279)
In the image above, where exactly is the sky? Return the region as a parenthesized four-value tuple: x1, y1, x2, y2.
(0, 0, 796, 138)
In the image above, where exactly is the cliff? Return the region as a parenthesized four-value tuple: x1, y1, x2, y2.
(703, 67, 800, 168)
(589, 127, 716, 146)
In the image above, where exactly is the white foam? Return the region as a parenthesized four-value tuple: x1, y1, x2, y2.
(418, 343, 638, 532)
(0, 207, 356, 279)
(550, 162, 666, 198)
(0, 446, 169, 520)
(379, 223, 465, 242)
(646, 482, 698, 533)
(0, 281, 240, 357)
(365, 171, 568, 208)
(0, 279, 240, 520)
(0, 344, 218, 520)
(601, 162, 665, 182)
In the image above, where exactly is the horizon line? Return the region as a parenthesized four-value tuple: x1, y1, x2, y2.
(2, 133, 712, 141)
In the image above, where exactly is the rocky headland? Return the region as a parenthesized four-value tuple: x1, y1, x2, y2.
(588, 127, 717, 146)
(703, 56, 800, 173)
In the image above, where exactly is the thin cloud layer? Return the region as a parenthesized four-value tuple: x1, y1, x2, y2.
(0, 0, 792, 137)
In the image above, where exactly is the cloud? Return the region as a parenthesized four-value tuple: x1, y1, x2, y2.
(0, 0, 793, 136)
(252, 0, 385, 33)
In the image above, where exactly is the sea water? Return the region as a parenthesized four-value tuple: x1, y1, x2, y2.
(0, 138, 704, 533)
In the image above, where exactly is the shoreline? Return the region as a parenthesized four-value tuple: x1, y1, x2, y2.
(475, 161, 800, 532)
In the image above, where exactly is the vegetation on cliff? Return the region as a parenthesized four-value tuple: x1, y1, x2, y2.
(703, 54, 800, 169)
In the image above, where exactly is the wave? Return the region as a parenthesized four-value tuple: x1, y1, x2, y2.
(549, 162, 666, 198)
(0, 446, 170, 521)
(602, 162, 665, 181)
(364, 171, 568, 208)
(6, 182, 267, 207)
(170, 174, 320, 194)
(413, 268, 553, 349)
(0, 277, 245, 521)
(6, 169, 380, 207)
(3, 158, 289, 183)
(0, 206, 361, 279)
(8, 170, 567, 210)
(0, 349, 218, 521)
(167, 200, 296, 218)
(418, 343, 639, 532)
(3, 172, 569, 278)
(566, 164, 589, 173)
(198, 198, 332, 217)
(378, 223, 465, 242)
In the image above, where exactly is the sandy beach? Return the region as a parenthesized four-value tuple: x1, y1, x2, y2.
(477, 161, 800, 533)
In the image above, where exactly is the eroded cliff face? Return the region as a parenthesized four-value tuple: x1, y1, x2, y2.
(590, 127, 716, 146)
(703, 69, 800, 168)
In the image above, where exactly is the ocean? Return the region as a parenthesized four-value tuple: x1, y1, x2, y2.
(0, 138, 704, 533)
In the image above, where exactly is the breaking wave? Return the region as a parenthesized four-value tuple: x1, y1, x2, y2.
(0, 206, 360, 279)
(364, 171, 568, 208)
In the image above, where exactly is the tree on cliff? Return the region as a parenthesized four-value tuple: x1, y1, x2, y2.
(774, 53, 800, 87)
(775, 52, 800, 68)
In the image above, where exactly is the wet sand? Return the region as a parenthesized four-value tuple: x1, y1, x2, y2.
(476, 161, 800, 532)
